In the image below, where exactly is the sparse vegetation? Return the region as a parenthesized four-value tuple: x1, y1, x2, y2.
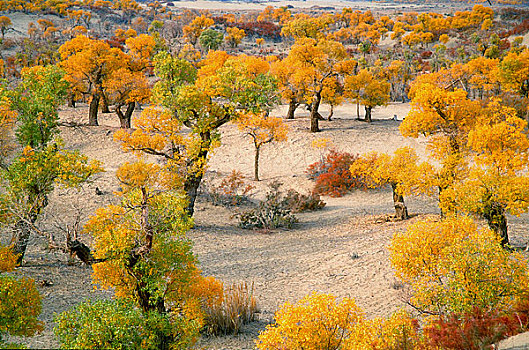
(1, 0, 529, 347)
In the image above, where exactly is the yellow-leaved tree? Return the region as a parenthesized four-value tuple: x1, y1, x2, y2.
(440, 101, 529, 246)
(389, 215, 529, 316)
(344, 68, 390, 122)
(399, 69, 482, 201)
(285, 38, 354, 132)
(236, 113, 288, 181)
(350, 147, 421, 220)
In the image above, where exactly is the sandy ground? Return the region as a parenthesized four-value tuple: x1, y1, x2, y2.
(5, 101, 528, 349)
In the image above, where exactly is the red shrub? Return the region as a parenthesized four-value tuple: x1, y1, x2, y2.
(424, 303, 529, 350)
(420, 50, 433, 59)
(230, 21, 280, 39)
(307, 150, 361, 197)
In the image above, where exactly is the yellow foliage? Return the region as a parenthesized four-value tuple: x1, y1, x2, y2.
(256, 292, 365, 350)
(350, 147, 419, 195)
(236, 113, 288, 148)
(225, 27, 245, 48)
(183, 15, 214, 45)
(389, 216, 529, 316)
(0, 244, 17, 272)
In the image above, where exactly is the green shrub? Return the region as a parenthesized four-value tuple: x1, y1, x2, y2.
(54, 299, 198, 349)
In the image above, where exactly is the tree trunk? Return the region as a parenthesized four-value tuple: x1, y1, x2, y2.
(67, 94, 76, 108)
(67, 239, 97, 265)
(254, 146, 260, 181)
(356, 99, 360, 118)
(328, 104, 334, 121)
(483, 202, 509, 247)
(391, 183, 408, 220)
(88, 93, 100, 126)
(183, 172, 203, 217)
(286, 98, 297, 119)
(310, 91, 322, 133)
(11, 220, 33, 265)
(364, 105, 372, 123)
(116, 102, 135, 128)
(100, 92, 111, 113)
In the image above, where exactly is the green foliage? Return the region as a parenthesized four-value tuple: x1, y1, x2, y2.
(152, 51, 197, 112)
(0, 246, 43, 347)
(12, 65, 68, 148)
(1, 144, 102, 225)
(54, 299, 197, 350)
(199, 29, 223, 51)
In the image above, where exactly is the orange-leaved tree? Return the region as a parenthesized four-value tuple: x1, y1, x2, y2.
(183, 15, 214, 45)
(236, 113, 288, 181)
(270, 56, 309, 120)
(102, 34, 156, 128)
(59, 35, 128, 126)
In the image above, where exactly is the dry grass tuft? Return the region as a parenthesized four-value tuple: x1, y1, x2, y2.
(203, 281, 259, 335)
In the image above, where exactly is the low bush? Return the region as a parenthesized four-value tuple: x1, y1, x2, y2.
(283, 189, 326, 212)
(256, 292, 365, 350)
(202, 170, 254, 207)
(54, 299, 195, 349)
(307, 149, 362, 197)
(237, 181, 298, 230)
(424, 302, 529, 350)
(0, 245, 43, 348)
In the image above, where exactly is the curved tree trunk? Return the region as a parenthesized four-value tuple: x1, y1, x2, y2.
(328, 104, 334, 121)
(310, 91, 322, 133)
(183, 172, 204, 217)
(183, 131, 212, 217)
(254, 146, 260, 181)
(391, 183, 408, 220)
(286, 98, 298, 119)
(364, 105, 372, 123)
(356, 99, 360, 118)
(11, 220, 34, 265)
(88, 93, 100, 126)
(483, 202, 509, 247)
